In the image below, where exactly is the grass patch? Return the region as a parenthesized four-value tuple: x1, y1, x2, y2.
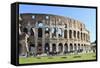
(19, 53, 96, 64)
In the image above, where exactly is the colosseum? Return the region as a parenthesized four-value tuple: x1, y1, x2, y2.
(19, 13, 91, 56)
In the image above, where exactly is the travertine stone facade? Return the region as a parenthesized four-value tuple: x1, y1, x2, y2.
(19, 13, 91, 55)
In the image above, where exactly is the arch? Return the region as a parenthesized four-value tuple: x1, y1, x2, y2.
(84, 44, 86, 50)
(81, 44, 83, 50)
(78, 44, 80, 50)
(45, 27, 49, 38)
(77, 31, 79, 39)
(65, 24, 67, 28)
(70, 43, 73, 51)
(37, 43, 42, 54)
(84, 34, 86, 41)
(74, 44, 77, 51)
(64, 30, 67, 38)
(38, 21, 43, 27)
(84, 33, 85, 40)
(44, 43, 50, 53)
(58, 43, 63, 53)
(73, 30, 76, 38)
(38, 28, 42, 37)
(69, 30, 72, 39)
(81, 32, 82, 40)
(58, 28, 62, 37)
(64, 43, 68, 53)
(52, 28, 57, 38)
(52, 44, 56, 52)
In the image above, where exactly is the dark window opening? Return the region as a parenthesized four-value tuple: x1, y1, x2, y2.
(52, 44, 56, 52)
(78, 44, 80, 50)
(52, 28, 57, 38)
(77, 31, 79, 39)
(65, 24, 67, 28)
(64, 43, 68, 52)
(59, 43, 63, 52)
(69, 30, 72, 39)
(64, 30, 67, 38)
(37, 43, 42, 54)
(81, 32, 82, 40)
(23, 27, 28, 33)
(74, 31, 76, 38)
(70, 44, 73, 51)
(45, 43, 50, 53)
(74, 44, 77, 51)
(38, 28, 42, 37)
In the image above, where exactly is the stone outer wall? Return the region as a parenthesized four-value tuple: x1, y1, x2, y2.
(19, 13, 91, 55)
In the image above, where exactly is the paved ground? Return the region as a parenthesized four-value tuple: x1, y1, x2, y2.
(19, 53, 96, 64)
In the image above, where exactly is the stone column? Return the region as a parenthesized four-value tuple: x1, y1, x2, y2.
(76, 31, 77, 41)
(56, 27, 58, 38)
(68, 43, 70, 52)
(56, 43, 59, 52)
(62, 28, 64, 38)
(73, 43, 75, 51)
(82, 33, 84, 41)
(79, 32, 81, 41)
(49, 43, 52, 52)
(50, 28, 52, 38)
(67, 29, 69, 40)
(63, 44, 65, 53)
(85, 34, 87, 42)
(84, 44, 86, 52)
(80, 44, 81, 50)
(76, 44, 78, 51)
(72, 30, 73, 39)
(42, 28, 45, 54)
(35, 28, 38, 54)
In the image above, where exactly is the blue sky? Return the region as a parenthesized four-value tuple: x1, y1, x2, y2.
(19, 4, 96, 42)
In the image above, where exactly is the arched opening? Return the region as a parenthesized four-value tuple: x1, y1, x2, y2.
(45, 27, 49, 38)
(37, 43, 42, 54)
(70, 43, 73, 51)
(64, 30, 67, 38)
(37, 21, 43, 38)
(58, 43, 63, 53)
(84, 33, 85, 40)
(64, 43, 68, 53)
(81, 44, 83, 50)
(74, 44, 77, 51)
(77, 31, 79, 39)
(73, 31, 76, 38)
(78, 44, 80, 50)
(38, 28, 42, 37)
(84, 44, 86, 50)
(58, 28, 62, 37)
(65, 24, 67, 28)
(38, 21, 43, 27)
(69, 30, 72, 39)
(44, 43, 50, 53)
(81, 32, 82, 40)
(52, 28, 57, 38)
(52, 44, 56, 53)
